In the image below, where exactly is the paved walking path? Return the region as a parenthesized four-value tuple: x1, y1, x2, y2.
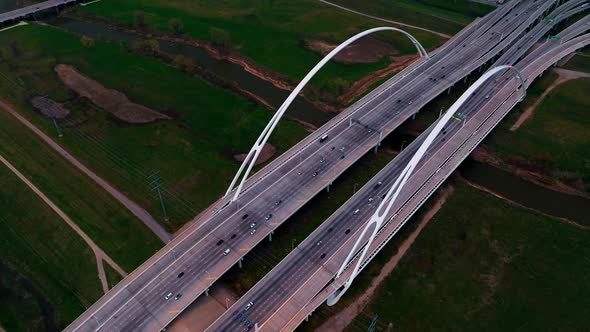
(0, 153, 127, 294)
(318, 0, 452, 39)
(0, 99, 172, 243)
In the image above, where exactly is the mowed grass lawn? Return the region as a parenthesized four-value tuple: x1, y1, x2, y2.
(329, 0, 493, 35)
(79, 0, 445, 94)
(354, 183, 590, 331)
(0, 109, 162, 271)
(0, 168, 102, 330)
(0, 24, 307, 230)
(486, 78, 590, 191)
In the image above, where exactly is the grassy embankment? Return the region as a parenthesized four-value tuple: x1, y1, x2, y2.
(328, 0, 494, 35)
(347, 182, 590, 331)
(0, 23, 307, 231)
(486, 77, 590, 191)
(0, 170, 100, 331)
(79, 0, 445, 95)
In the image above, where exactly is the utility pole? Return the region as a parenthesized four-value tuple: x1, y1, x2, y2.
(368, 314, 378, 332)
(148, 170, 169, 221)
(41, 96, 63, 137)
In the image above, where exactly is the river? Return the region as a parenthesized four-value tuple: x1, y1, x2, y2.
(46, 17, 334, 127)
(460, 159, 589, 226)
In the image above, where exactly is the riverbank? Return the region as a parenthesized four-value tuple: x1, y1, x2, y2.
(65, 7, 438, 114)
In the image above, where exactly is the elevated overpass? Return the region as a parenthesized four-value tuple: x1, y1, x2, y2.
(0, 0, 83, 26)
(207, 8, 590, 331)
(66, 1, 572, 331)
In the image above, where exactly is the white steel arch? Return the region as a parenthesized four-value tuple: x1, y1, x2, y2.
(225, 27, 429, 202)
(327, 65, 526, 306)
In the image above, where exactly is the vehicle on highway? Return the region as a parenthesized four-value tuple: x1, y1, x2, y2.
(223, 248, 231, 256)
(319, 134, 328, 143)
(216, 239, 224, 246)
(265, 214, 273, 220)
(368, 197, 374, 203)
(242, 214, 249, 220)
(250, 222, 257, 228)
(320, 253, 326, 259)
(231, 234, 237, 239)
(353, 208, 360, 214)
(174, 294, 182, 301)
(275, 200, 282, 206)
(250, 229, 256, 235)
(316, 240, 323, 246)
(374, 181, 383, 189)
(312, 171, 318, 177)
(164, 292, 173, 300)
(177, 272, 184, 278)
(244, 301, 254, 311)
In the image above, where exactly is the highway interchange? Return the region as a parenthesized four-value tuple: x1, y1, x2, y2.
(208, 1, 590, 331)
(65, 0, 590, 331)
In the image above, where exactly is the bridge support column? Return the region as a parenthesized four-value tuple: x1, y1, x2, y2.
(205, 287, 210, 296)
(447, 86, 452, 95)
(268, 231, 273, 242)
(238, 257, 243, 269)
(326, 183, 331, 193)
(412, 112, 417, 120)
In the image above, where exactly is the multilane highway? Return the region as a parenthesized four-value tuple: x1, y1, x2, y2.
(66, 1, 567, 331)
(207, 7, 590, 331)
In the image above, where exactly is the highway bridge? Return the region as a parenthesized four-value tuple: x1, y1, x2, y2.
(0, 0, 84, 26)
(207, 5, 590, 331)
(65, 0, 585, 331)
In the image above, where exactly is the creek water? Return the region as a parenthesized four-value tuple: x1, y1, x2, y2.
(460, 159, 589, 225)
(46, 17, 333, 127)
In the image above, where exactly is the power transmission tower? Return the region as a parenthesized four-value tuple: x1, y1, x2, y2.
(368, 314, 378, 332)
(148, 170, 169, 221)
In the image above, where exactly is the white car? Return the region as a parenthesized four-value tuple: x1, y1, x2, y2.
(244, 301, 254, 311)
(223, 248, 231, 256)
(353, 209, 360, 214)
(164, 292, 173, 300)
(250, 229, 256, 235)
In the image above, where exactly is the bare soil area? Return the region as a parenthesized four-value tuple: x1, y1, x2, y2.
(233, 143, 277, 166)
(55, 64, 170, 124)
(167, 284, 237, 332)
(305, 37, 397, 64)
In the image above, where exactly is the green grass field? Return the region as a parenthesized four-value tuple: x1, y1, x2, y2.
(79, 0, 444, 94)
(328, 0, 494, 35)
(0, 23, 308, 231)
(348, 182, 590, 331)
(486, 78, 590, 191)
(0, 169, 102, 330)
(564, 53, 590, 73)
(0, 109, 162, 271)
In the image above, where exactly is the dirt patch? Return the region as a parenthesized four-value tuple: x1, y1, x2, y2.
(167, 284, 237, 332)
(54, 64, 170, 124)
(338, 54, 419, 106)
(31, 96, 70, 118)
(305, 37, 397, 64)
(233, 143, 277, 165)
